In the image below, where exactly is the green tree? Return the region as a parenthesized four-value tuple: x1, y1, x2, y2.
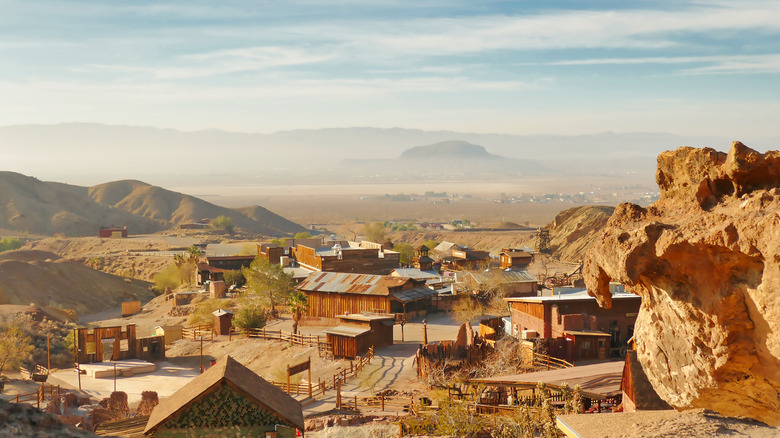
(242, 257, 296, 315)
(0, 323, 34, 375)
(288, 290, 309, 335)
(212, 215, 235, 233)
(422, 239, 439, 250)
(0, 237, 22, 252)
(223, 270, 245, 287)
(363, 222, 386, 243)
(293, 231, 312, 239)
(393, 242, 416, 265)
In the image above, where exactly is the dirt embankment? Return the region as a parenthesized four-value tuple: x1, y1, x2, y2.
(0, 248, 154, 316)
(24, 237, 174, 282)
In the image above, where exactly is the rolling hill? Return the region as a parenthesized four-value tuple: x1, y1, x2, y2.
(0, 172, 306, 237)
(0, 250, 154, 315)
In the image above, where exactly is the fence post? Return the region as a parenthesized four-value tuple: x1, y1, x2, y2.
(354, 395, 357, 411)
(381, 395, 385, 411)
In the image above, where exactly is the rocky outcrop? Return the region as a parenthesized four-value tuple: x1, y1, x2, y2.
(0, 399, 96, 437)
(584, 142, 780, 425)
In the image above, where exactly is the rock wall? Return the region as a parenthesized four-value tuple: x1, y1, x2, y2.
(584, 142, 780, 425)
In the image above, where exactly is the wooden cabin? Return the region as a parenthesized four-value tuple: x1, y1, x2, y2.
(324, 314, 394, 359)
(297, 272, 435, 320)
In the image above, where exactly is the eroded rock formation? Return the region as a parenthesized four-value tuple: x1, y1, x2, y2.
(584, 142, 780, 425)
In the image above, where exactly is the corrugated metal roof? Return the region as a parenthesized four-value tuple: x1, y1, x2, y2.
(390, 287, 437, 303)
(467, 270, 538, 284)
(297, 272, 412, 296)
(391, 268, 439, 280)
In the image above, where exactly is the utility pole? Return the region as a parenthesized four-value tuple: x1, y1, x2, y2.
(200, 336, 204, 374)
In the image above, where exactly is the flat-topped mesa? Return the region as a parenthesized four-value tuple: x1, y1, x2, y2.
(584, 141, 780, 426)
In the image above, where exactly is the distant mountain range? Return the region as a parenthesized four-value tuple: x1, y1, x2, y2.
(0, 123, 750, 186)
(0, 171, 306, 237)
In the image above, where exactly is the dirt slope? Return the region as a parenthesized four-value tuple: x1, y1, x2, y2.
(0, 249, 154, 315)
(547, 205, 615, 262)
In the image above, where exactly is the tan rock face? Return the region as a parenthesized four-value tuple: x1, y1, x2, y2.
(584, 142, 780, 425)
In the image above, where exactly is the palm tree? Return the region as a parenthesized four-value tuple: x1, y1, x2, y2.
(288, 290, 309, 335)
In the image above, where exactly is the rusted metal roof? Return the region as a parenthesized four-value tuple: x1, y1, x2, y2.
(297, 272, 412, 296)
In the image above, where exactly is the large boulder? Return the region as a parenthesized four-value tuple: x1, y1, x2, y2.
(584, 142, 780, 425)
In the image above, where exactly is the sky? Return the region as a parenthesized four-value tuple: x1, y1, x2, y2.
(1, 0, 780, 137)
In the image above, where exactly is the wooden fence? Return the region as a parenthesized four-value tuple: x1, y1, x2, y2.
(9, 384, 61, 409)
(244, 328, 333, 357)
(19, 364, 49, 381)
(340, 394, 413, 413)
(531, 351, 573, 370)
(181, 325, 214, 341)
(267, 346, 374, 401)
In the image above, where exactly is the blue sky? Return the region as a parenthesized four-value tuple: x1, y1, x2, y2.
(1, 0, 779, 137)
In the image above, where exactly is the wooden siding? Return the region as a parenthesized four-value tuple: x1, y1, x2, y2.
(305, 291, 389, 318)
(327, 332, 370, 359)
(76, 325, 164, 364)
(510, 301, 545, 320)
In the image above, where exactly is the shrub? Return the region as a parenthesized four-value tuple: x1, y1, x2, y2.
(232, 303, 267, 330)
(0, 237, 22, 252)
(188, 299, 232, 326)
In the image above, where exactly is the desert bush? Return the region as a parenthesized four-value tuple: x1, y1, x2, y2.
(188, 299, 233, 326)
(0, 314, 76, 373)
(400, 399, 489, 437)
(232, 303, 267, 330)
(223, 269, 245, 287)
(152, 264, 182, 294)
(212, 215, 235, 233)
(0, 237, 22, 252)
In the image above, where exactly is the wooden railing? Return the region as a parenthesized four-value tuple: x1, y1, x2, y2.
(10, 384, 61, 408)
(340, 394, 414, 413)
(244, 328, 333, 357)
(532, 351, 574, 370)
(181, 325, 214, 341)
(334, 347, 374, 408)
(19, 364, 49, 381)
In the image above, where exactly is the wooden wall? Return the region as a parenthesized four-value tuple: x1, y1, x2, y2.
(76, 325, 165, 364)
(327, 332, 370, 359)
(121, 301, 141, 317)
(305, 291, 389, 318)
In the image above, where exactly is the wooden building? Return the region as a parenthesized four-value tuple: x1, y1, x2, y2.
(212, 309, 233, 336)
(324, 314, 394, 359)
(143, 356, 304, 437)
(257, 243, 284, 265)
(441, 248, 491, 271)
(293, 241, 400, 275)
(460, 270, 538, 297)
(75, 324, 165, 364)
(196, 255, 256, 285)
(412, 245, 434, 271)
(499, 248, 533, 269)
(506, 290, 640, 363)
(99, 226, 128, 238)
(468, 361, 624, 408)
(297, 272, 435, 320)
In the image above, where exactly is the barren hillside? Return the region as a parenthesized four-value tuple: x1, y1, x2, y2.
(0, 249, 154, 315)
(547, 205, 615, 262)
(0, 172, 306, 237)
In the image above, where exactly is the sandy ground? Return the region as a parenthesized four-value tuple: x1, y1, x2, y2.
(557, 409, 779, 437)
